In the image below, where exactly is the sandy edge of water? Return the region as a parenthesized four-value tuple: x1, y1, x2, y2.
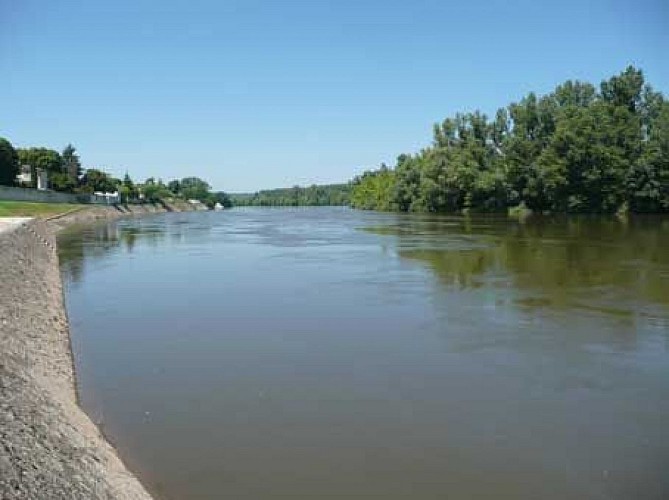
(0, 204, 194, 499)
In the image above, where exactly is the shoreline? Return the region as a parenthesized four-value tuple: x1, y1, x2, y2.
(0, 203, 194, 499)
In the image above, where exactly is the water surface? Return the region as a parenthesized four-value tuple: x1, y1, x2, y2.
(59, 208, 669, 499)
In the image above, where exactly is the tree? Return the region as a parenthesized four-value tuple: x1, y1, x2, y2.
(121, 172, 138, 202)
(50, 172, 77, 192)
(141, 177, 171, 202)
(232, 184, 351, 207)
(600, 66, 644, 112)
(167, 179, 181, 195)
(62, 144, 82, 182)
(350, 167, 396, 211)
(119, 185, 131, 204)
(203, 191, 233, 209)
(628, 98, 669, 212)
(179, 177, 211, 201)
(16, 148, 63, 188)
(0, 137, 19, 186)
(79, 168, 117, 193)
(16, 148, 62, 172)
(123, 172, 134, 189)
(350, 66, 668, 214)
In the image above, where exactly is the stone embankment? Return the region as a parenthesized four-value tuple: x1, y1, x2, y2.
(0, 203, 193, 499)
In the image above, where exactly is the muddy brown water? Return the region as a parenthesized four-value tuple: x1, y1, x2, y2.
(58, 208, 669, 499)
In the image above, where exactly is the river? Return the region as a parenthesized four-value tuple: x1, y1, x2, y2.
(58, 207, 669, 499)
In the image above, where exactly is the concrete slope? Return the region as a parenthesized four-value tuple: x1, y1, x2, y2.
(0, 216, 153, 499)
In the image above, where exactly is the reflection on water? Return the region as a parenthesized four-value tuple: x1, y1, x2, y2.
(59, 222, 165, 283)
(59, 209, 669, 500)
(58, 214, 205, 285)
(366, 215, 669, 360)
(366, 215, 669, 315)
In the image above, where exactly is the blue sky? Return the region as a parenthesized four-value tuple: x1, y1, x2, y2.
(1, 0, 667, 192)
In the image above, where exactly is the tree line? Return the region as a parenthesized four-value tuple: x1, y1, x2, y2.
(232, 184, 350, 207)
(0, 140, 231, 207)
(350, 67, 668, 214)
(4, 67, 665, 213)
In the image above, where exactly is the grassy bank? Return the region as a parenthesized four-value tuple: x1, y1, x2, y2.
(0, 201, 81, 217)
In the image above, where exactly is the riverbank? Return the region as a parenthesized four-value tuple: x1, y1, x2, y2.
(0, 201, 82, 218)
(0, 204, 193, 498)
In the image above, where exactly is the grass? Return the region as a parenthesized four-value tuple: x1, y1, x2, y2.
(0, 201, 82, 218)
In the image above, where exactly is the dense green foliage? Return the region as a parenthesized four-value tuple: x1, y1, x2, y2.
(17, 147, 64, 188)
(14, 144, 83, 191)
(118, 173, 137, 203)
(176, 177, 211, 201)
(351, 67, 669, 214)
(208, 191, 233, 209)
(62, 144, 82, 180)
(349, 166, 395, 210)
(78, 168, 118, 193)
(0, 138, 19, 186)
(1, 136, 227, 207)
(233, 184, 351, 207)
(166, 176, 232, 208)
(17, 147, 63, 173)
(140, 177, 172, 202)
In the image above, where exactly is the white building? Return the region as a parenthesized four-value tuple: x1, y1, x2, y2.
(16, 165, 32, 186)
(16, 165, 49, 190)
(93, 191, 121, 204)
(36, 169, 48, 190)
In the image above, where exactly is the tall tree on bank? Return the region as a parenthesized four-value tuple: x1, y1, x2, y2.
(351, 66, 669, 214)
(119, 172, 138, 203)
(179, 177, 211, 200)
(0, 138, 19, 186)
(62, 144, 82, 182)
